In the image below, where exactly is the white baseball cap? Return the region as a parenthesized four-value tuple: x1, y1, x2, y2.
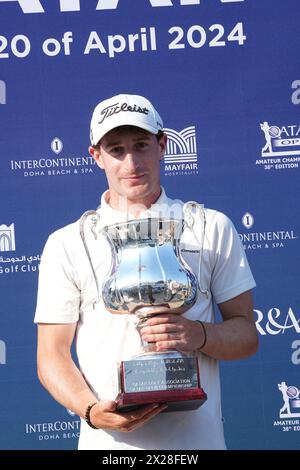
(90, 94, 164, 146)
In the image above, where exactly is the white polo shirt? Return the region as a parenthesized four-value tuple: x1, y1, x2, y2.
(34, 188, 256, 450)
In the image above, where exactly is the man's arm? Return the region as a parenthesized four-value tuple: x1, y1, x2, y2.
(37, 323, 96, 416)
(200, 289, 258, 360)
(140, 290, 258, 361)
(37, 323, 166, 431)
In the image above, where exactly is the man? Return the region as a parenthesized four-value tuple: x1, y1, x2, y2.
(35, 94, 258, 450)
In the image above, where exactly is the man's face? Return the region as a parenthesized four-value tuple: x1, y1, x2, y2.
(89, 127, 167, 210)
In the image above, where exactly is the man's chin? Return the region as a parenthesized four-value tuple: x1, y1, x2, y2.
(121, 185, 155, 204)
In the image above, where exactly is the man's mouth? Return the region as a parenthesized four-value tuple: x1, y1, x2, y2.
(123, 174, 145, 180)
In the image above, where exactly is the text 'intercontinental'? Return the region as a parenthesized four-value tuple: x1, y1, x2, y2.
(239, 230, 297, 243)
(11, 156, 95, 170)
(10, 156, 96, 177)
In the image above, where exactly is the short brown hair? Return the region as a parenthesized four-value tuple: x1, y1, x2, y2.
(92, 126, 165, 150)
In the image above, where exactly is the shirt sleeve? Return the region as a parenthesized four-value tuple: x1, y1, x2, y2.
(209, 211, 256, 304)
(34, 231, 81, 324)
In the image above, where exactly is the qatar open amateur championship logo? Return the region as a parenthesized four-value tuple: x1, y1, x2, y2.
(256, 122, 300, 171)
(0, 223, 41, 275)
(273, 382, 300, 434)
(10, 137, 96, 178)
(164, 126, 198, 177)
(239, 212, 298, 251)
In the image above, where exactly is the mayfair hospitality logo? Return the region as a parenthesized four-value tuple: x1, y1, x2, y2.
(0, 339, 6, 365)
(0, 79, 6, 104)
(10, 137, 96, 178)
(0, 224, 16, 252)
(239, 212, 298, 251)
(164, 126, 198, 177)
(256, 122, 300, 171)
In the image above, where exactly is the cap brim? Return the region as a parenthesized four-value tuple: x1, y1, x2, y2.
(92, 115, 159, 145)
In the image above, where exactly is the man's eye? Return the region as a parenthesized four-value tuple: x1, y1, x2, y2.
(136, 142, 148, 149)
(111, 147, 123, 155)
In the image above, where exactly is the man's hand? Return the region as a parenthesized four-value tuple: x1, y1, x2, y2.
(140, 314, 204, 355)
(139, 291, 258, 361)
(90, 400, 167, 432)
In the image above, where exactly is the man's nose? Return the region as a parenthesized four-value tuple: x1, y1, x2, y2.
(124, 152, 140, 170)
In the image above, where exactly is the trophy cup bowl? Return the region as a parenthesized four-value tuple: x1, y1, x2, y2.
(100, 217, 207, 412)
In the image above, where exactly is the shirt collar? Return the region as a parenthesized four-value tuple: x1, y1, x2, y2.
(97, 186, 178, 226)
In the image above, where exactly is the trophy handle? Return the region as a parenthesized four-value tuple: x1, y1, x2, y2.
(79, 210, 101, 301)
(182, 201, 209, 298)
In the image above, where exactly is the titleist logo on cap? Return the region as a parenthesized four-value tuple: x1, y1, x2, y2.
(98, 102, 149, 125)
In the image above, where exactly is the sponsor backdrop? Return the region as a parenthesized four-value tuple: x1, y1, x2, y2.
(0, 0, 299, 450)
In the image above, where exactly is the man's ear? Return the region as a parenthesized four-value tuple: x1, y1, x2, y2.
(158, 133, 168, 161)
(89, 146, 105, 169)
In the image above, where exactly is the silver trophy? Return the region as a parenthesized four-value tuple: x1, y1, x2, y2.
(80, 202, 207, 412)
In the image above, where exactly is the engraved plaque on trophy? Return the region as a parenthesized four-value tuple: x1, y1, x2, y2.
(98, 215, 207, 412)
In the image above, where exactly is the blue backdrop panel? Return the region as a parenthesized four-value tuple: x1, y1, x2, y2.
(0, 0, 299, 449)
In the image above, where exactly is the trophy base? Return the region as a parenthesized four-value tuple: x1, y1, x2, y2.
(116, 387, 207, 412)
(116, 352, 207, 413)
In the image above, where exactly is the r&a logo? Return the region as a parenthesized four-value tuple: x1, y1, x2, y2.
(255, 307, 300, 336)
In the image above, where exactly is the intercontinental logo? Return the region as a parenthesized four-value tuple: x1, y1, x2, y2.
(25, 410, 80, 442)
(164, 126, 198, 177)
(10, 137, 96, 178)
(239, 212, 297, 251)
(256, 122, 300, 171)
